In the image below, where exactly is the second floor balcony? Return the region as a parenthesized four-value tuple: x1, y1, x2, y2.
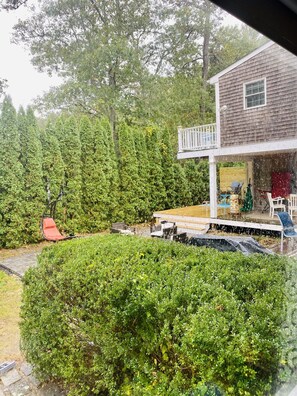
(178, 123, 217, 152)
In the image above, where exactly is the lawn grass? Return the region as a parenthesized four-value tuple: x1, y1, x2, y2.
(0, 271, 22, 361)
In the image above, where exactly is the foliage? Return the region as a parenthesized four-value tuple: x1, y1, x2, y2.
(19, 107, 45, 243)
(21, 235, 287, 395)
(0, 96, 209, 246)
(0, 96, 25, 247)
(13, 0, 159, 129)
(184, 159, 209, 204)
(133, 127, 151, 221)
(210, 25, 268, 77)
(173, 162, 192, 207)
(0, 78, 8, 97)
(40, 121, 65, 227)
(146, 127, 167, 213)
(118, 123, 142, 224)
(58, 116, 83, 233)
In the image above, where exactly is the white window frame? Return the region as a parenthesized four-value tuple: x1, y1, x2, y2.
(243, 78, 266, 110)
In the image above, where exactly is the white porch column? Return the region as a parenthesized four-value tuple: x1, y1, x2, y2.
(209, 155, 218, 218)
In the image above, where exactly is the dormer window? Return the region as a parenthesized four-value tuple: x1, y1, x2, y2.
(244, 79, 266, 109)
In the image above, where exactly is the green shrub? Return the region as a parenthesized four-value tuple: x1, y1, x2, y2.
(21, 235, 287, 395)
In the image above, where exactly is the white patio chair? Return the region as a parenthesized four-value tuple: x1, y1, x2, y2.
(267, 192, 286, 217)
(288, 194, 297, 218)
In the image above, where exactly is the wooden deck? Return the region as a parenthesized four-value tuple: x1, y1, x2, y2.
(153, 205, 297, 256)
(154, 205, 284, 233)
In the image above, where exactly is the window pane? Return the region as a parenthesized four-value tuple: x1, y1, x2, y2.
(246, 92, 265, 108)
(245, 80, 265, 96)
(245, 79, 265, 108)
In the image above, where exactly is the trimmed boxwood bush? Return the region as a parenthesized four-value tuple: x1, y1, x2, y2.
(21, 235, 287, 395)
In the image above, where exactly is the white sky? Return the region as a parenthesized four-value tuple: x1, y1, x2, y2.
(0, 6, 241, 110)
(0, 6, 61, 110)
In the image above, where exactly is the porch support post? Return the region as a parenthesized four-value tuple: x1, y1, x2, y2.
(280, 231, 284, 253)
(209, 155, 218, 218)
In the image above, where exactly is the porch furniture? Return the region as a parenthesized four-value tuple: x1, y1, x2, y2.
(111, 222, 135, 235)
(220, 193, 230, 205)
(288, 194, 297, 217)
(172, 232, 188, 243)
(267, 192, 286, 217)
(41, 217, 76, 242)
(256, 189, 270, 212)
(277, 212, 297, 253)
(150, 221, 177, 239)
(230, 181, 243, 195)
(230, 194, 240, 215)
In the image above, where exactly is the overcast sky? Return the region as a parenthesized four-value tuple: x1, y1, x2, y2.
(0, 6, 241, 110)
(0, 6, 61, 110)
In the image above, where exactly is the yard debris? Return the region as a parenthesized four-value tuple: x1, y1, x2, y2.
(0, 361, 15, 376)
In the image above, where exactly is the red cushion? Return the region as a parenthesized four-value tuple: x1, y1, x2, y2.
(42, 218, 66, 241)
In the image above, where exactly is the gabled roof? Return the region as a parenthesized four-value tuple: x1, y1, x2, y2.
(208, 41, 275, 84)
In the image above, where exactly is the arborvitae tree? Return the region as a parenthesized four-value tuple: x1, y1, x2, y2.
(184, 159, 209, 204)
(80, 115, 96, 231)
(146, 127, 166, 213)
(80, 117, 110, 231)
(159, 127, 177, 209)
(118, 123, 142, 224)
(100, 117, 120, 222)
(0, 97, 25, 247)
(40, 122, 65, 223)
(133, 127, 151, 222)
(58, 116, 82, 233)
(173, 162, 192, 208)
(19, 107, 45, 243)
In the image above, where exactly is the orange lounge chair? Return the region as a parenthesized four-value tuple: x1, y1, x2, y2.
(42, 217, 75, 242)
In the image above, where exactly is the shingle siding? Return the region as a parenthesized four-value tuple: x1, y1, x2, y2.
(219, 44, 297, 147)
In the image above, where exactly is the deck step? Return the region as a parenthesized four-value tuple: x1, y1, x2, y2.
(154, 213, 210, 225)
(153, 213, 210, 235)
(177, 226, 210, 235)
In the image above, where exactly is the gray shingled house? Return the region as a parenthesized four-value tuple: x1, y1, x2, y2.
(158, 41, 297, 233)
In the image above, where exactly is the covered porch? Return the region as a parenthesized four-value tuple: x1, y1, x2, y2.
(153, 204, 283, 233)
(153, 205, 297, 256)
(178, 133, 297, 219)
(172, 137, 297, 254)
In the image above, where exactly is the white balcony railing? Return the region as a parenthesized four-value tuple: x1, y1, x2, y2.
(178, 123, 217, 152)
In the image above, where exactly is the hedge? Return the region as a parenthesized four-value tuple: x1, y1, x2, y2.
(20, 235, 287, 395)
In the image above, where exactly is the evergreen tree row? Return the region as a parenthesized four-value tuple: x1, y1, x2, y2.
(0, 97, 209, 248)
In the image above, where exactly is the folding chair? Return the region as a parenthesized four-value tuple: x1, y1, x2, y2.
(277, 212, 297, 253)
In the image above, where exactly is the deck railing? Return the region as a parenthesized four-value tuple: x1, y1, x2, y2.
(178, 123, 217, 152)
